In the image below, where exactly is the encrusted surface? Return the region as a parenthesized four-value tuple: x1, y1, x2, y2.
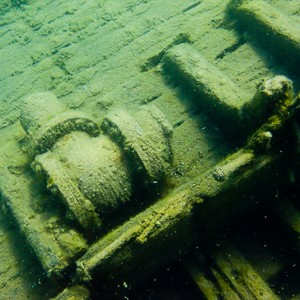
(0, 0, 299, 298)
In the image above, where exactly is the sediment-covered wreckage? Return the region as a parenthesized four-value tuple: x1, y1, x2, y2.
(0, 0, 299, 299)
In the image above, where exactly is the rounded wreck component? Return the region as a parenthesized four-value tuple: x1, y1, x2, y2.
(20, 92, 100, 154)
(101, 105, 173, 185)
(22, 93, 173, 232)
(34, 132, 133, 231)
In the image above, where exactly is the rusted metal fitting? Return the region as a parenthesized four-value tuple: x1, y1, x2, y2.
(20, 92, 100, 155)
(101, 105, 172, 185)
(20, 92, 172, 232)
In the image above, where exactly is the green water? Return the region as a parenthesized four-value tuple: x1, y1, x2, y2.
(0, 0, 300, 299)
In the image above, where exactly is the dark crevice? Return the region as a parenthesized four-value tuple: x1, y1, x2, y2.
(182, 1, 202, 14)
(140, 33, 193, 72)
(215, 37, 245, 60)
(51, 43, 71, 55)
(141, 94, 161, 104)
(174, 119, 185, 128)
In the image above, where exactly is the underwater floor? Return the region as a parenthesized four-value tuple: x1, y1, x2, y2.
(0, 0, 300, 299)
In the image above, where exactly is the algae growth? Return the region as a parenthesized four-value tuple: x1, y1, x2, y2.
(0, 0, 299, 299)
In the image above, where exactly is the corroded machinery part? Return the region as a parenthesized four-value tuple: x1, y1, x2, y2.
(34, 133, 132, 230)
(25, 93, 173, 232)
(20, 92, 100, 154)
(229, 0, 300, 75)
(101, 105, 173, 185)
(163, 43, 294, 137)
(245, 76, 294, 123)
(74, 94, 298, 284)
(163, 43, 247, 135)
(0, 164, 89, 278)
